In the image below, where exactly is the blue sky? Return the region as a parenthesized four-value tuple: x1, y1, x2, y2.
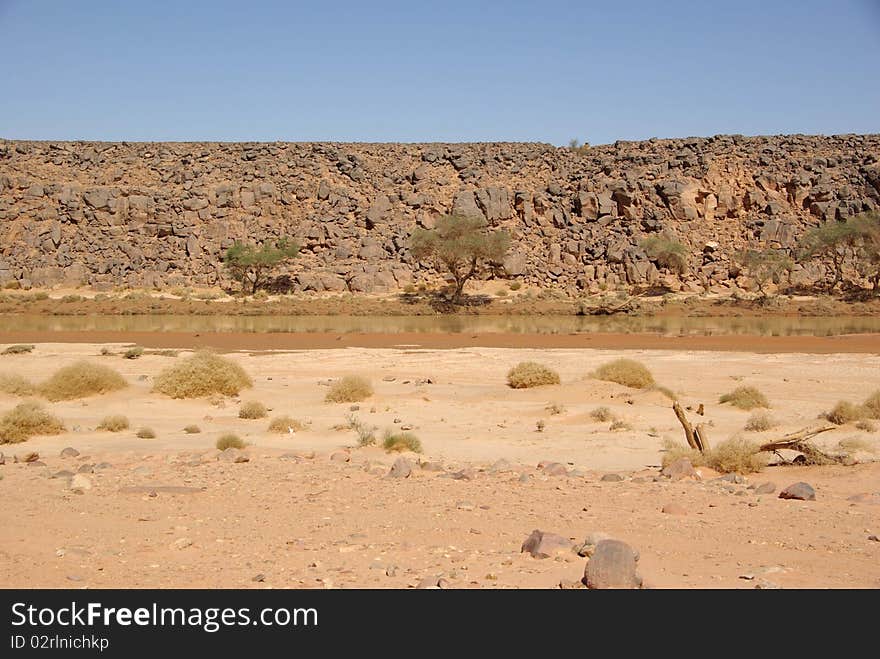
(1, 0, 878, 144)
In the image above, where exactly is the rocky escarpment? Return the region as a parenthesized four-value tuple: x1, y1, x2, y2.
(0, 135, 878, 293)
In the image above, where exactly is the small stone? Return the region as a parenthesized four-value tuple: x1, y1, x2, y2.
(868, 535, 879, 542)
(449, 468, 476, 481)
(252, 574, 266, 582)
(385, 565, 398, 577)
(77, 464, 95, 473)
(583, 539, 642, 589)
(456, 501, 475, 511)
(171, 537, 193, 550)
(753, 482, 776, 495)
(387, 457, 413, 479)
(60, 447, 80, 458)
(51, 470, 75, 479)
(21, 452, 40, 463)
(218, 448, 247, 463)
(600, 473, 625, 482)
(489, 458, 513, 474)
(541, 462, 568, 477)
(416, 577, 440, 589)
(349, 405, 360, 411)
(521, 529, 573, 559)
(661, 503, 687, 515)
(330, 451, 350, 463)
(779, 482, 816, 501)
(28, 461, 47, 467)
(69, 474, 92, 491)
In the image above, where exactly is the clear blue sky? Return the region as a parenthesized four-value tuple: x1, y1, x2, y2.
(1, 0, 879, 145)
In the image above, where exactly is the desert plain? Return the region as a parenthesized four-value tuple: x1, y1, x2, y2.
(1, 336, 878, 589)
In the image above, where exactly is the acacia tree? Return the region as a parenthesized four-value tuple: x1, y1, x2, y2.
(640, 234, 689, 274)
(735, 248, 794, 298)
(410, 214, 511, 304)
(222, 237, 299, 294)
(798, 213, 880, 293)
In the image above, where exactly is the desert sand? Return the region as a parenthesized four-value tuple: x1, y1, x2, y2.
(1, 341, 879, 588)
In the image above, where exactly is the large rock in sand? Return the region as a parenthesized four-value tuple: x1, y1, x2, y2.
(583, 539, 642, 589)
(521, 530, 573, 559)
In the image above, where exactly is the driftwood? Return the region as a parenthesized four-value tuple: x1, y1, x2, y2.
(758, 426, 843, 464)
(673, 402, 709, 452)
(581, 292, 645, 316)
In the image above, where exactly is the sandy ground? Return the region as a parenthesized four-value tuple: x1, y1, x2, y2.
(1, 343, 879, 588)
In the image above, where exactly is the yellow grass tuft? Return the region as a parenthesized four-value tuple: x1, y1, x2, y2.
(40, 361, 127, 401)
(382, 430, 422, 453)
(861, 390, 880, 420)
(97, 414, 129, 432)
(506, 362, 560, 388)
(325, 376, 373, 403)
(662, 437, 767, 474)
(2, 344, 34, 355)
(153, 351, 252, 398)
(660, 438, 706, 468)
(590, 406, 614, 422)
(592, 359, 655, 389)
(744, 411, 777, 432)
(0, 401, 65, 444)
(0, 373, 36, 396)
(216, 433, 245, 450)
(183, 424, 202, 434)
(824, 401, 864, 425)
(719, 386, 769, 410)
(136, 427, 156, 439)
(267, 415, 307, 433)
(238, 401, 268, 419)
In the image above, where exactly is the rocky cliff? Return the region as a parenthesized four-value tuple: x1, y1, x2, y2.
(1, 135, 878, 294)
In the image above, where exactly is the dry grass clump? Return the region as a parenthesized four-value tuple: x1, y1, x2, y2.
(97, 414, 129, 432)
(744, 411, 777, 432)
(824, 401, 864, 425)
(2, 344, 34, 355)
(861, 390, 880, 419)
(40, 361, 127, 401)
(0, 401, 65, 444)
(325, 376, 373, 403)
(216, 433, 245, 450)
(267, 415, 307, 433)
(0, 373, 36, 396)
(506, 361, 560, 389)
(545, 402, 565, 415)
(123, 346, 144, 360)
(609, 419, 631, 431)
(382, 430, 422, 453)
(590, 406, 614, 422)
(183, 424, 202, 434)
(855, 419, 876, 432)
(707, 436, 769, 474)
(661, 437, 767, 474)
(345, 414, 377, 446)
(592, 359, 654, 389)
(718, 386, 769, 410)
(238, 401, 268, 419)
(153, 351, 252, 398)
(136, 427, 156, 439)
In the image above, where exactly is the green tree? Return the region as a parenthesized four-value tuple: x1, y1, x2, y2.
(736, 249, 794, 297)
(797, 221, 855, 291)
(797, 213, 880, 293)
(849, 212, 880, 294)
(410, 215, 511, 304)
(222, 238, 299, 295)
(640, 234, 689, 274)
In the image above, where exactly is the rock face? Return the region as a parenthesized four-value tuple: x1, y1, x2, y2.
(0, 136, 878, 292)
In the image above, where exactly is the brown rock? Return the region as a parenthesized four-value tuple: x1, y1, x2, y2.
(521, 529, 573, 559)
(661, 457, 697, 481)
(779, 482, 816, 501)
(387, 457, 413, 479)
(583, 539, 642, 589)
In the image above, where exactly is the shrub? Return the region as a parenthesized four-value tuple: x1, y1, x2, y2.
(267, 415, 307, 433)
(136, 427, 156, 439)
(592, 359, 655, 389)
(325, 376, 373, 403)
(153, 351, 252, 398)
(744, 411, 777, 432)
(506, 362, 560, 389)
(345, 414, 377, 446)
(862, 390, 880, 419)
(545, 402, 565, 415)
(0, 373, 36, 396)
(0, 401, 65, 444)
(707, 437, 768, 474)
(97, 415, 130, 432)
(661, 439, 706, 468)
(223, 238, 299, 295)
(855, 419, 877, 432)
(382, 430, 422, 453)
(2, 344, 34, 355)
(609, 419, 631, 431)
(718, 386, 769, 410)
(183, 424, 202, 434)
(509, 281, 522, 291)
(641, 235, 689, 274)
(535, 419, 546, 432)
(590, 406, 614, 422)
(216, 433, 245, 450)
(123, 346, 144, 360)
(824, 401, 864, 425)
(238, 401, 268, 419)
(40, 361, 127, 401)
